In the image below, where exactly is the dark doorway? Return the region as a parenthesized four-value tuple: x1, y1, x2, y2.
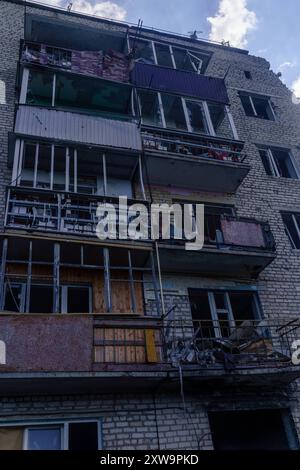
(208, 409, 294, 450)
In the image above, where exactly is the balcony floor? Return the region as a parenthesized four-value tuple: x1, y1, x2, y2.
(157, 243, 276, 278)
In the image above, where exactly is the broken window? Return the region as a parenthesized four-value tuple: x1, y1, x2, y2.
(26, 69, 53, 106)
(36, 143, 52, 189)
(20, 142, 36, 187)
(30, 285, 53, 313)
(4, 282, 25, 312)
(189, 289, 260, 338)
(2, 238, 159, 315)
(173, 48, 202, 73)
(55, 72, 132, 115)
(161, 94, 187, 131)
(207, 102, 235, 139)
(208, 410, 295, 450)
(53, 146, 66, 190)
(17, 141, 134, 196)
(139, 90, 163, 127)
(130, 37, 211, 73)
(185, 203, 234, 244)
(138, 91, 236, 139)
(131, 39, 155, 64)
(24, 68, 132, 116)
(61, 285, 92, 313)
(185, 100, 208, 133)
(155, 43, 173, 68)
(240, 93, 275, 120)
(282, 212, 300, 249)
(258, 147, 298, 179)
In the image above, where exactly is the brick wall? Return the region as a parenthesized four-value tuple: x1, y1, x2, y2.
(1, 0, 300, 449)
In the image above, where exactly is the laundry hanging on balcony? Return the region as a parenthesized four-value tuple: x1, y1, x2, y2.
(22, 44, 133, 82)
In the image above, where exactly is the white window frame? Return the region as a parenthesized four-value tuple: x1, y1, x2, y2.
(282, 213, 300, 249)
(61, 284, 92, 314)
(259, 147, 299, 179)
(139, 90, 238, 138)
(14, 141, 122, 195)
(17, 419, 102, 450)
(242, 93, 275, 120)
(23, 425, 63, 451)
(129, 36, 211, 74)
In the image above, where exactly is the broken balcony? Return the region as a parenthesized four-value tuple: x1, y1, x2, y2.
(158, 214, 276, 278)
(21, 40, 132, 83)
(0, 235, 296, 393)
(0, 309, 299, 394)
(142, 130, 250, 193)
(5, 187, 149, 239)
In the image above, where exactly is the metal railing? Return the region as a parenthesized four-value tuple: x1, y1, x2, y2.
(5, 187, 149, 238)
(142, 132, 246, 163)
(163, 318, 298, 369)
(21, 41, 73, 70)
(92, 317, 300, 370)
(5, 188, 275, 251)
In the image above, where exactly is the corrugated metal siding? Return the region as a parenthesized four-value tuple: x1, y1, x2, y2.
(15, 106, 142, 151)
(131, 63, 229, 104)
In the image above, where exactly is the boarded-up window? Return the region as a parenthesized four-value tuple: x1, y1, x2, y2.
(0, 428, 23, 450)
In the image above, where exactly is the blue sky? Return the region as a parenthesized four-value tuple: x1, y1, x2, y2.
(32, 0, 300, 95)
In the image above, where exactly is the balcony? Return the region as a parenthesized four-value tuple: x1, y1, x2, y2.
(21, 41, 132, 83)
(158, 214, 276, 278)
(142, 130, 250, 193)
(0, 315, 299, 395)
(5, 187, 148, 241)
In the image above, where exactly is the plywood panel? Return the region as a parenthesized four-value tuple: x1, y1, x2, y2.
(93, 327, 155, 364)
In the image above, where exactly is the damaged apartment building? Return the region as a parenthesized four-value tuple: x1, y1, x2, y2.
(0, 0, 300, 451)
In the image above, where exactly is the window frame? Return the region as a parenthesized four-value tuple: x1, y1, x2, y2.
(13, 140, 134, 197)
(129, 36, 211, 74)
(240, 92, 276, 120)
(258, 146, 299, 179)
(61, 284, 92, 314)
(17, 419, 102, 450)
(138, 90, 238, 139)
(189, 287, 262, 338)
(281, 212, 300, 249)
(20, 67, 134, 115)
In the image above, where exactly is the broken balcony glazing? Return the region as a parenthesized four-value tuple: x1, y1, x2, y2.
(138, 89, 237, 140)
(24, 68, 133, 117)
(0, 236, 159, 315)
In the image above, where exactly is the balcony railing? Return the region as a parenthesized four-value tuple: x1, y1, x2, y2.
(142, 131, 246, 163)
(5, 187, 148, 238)
(21, 41, 132, 82)
(93, 318, 300, 370)
(5, 188, 275, 252)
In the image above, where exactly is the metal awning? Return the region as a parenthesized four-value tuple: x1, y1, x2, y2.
(131, 63, 229, 104)
(14, 105, 142, 151)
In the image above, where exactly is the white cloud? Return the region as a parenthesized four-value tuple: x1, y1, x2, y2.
(207, 0, 257, 48)
(278, 61, 297, 72)
(71, 1, 126, 20)
(31, 0, 62, 5)
(30, 1, 127, 21)
(292, 76, 300, 99)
